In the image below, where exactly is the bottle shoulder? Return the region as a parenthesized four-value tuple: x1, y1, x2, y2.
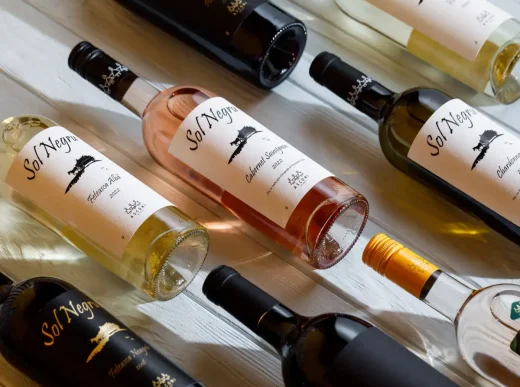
(389, 87, 452, 112)
(0, 277, 73, 325)
(455, 283, 520, 384)
(281, 313, 370, 386)
(144, 86, 216, 120)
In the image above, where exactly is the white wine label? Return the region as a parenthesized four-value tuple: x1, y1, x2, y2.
(6, 126, 172, 258)
(168, 97, 333, 228)
(408, 99, 520, 226)
(367, 0, 512, 60)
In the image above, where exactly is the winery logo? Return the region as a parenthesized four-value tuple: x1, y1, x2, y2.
(228, 126, 262, 164)
(86, 322, 126, 363)
(99, 63, 128, 95)
(347, 75, 373, 107)
(471, 130, 503, 170)
(511, 301, 520, 321)
(65, 155, 101, 194)
(153, 374, 176, 387)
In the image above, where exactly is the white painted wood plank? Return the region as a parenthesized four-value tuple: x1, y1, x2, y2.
(2, 0, 520, 385)
(0, 1, 503, 384)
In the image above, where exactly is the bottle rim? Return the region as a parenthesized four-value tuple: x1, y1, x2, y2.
(147, 227, 209, 301)
(258, 22, 307, 89)
(306, 195, 369, 269)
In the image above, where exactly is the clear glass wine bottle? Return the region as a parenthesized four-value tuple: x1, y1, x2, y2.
(363, 233, 520, 386)
(0, 115, 209, 300)
(334, 0, 520, 104)
(68, 41, 369, 269)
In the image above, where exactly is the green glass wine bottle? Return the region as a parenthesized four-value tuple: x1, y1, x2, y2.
(310, 52, 520, 243)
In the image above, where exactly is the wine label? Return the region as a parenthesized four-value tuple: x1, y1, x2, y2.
(367, 0, 512, 60)
(6, 126, 172, 258)
(25, 289, 198, 386)
(168, 97, 333, 228)
(408, 99, 520, 226)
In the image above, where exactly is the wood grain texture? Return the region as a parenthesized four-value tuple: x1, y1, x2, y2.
(1, 0, 520, 385)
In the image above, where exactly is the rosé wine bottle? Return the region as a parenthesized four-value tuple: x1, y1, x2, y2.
(69, 41, 369, 269)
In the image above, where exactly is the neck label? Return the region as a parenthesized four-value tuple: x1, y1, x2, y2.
(368, 0, 511, 60)
(168, 97, 333, 228)
(6, 126, 171, 258)
(408, 98, 520, 226)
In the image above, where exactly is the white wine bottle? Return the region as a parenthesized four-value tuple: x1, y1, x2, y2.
(0, 115, 209, 301)
(334, 0, 520, 104)
(364, 234, 520, 386)
(310, 52, 520, 243)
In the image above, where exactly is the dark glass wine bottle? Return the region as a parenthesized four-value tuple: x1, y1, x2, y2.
(114, 0, 307, 89)
(0, 272, 203, 387)
(310, 52, 520, 243)
(203, 265, 457, 387)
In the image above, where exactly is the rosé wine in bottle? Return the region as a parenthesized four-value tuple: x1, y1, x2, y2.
(68, 41, 369, 269)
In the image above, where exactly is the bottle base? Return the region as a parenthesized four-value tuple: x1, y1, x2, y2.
(492, 39, 520, 104)
(146, 228, 209, 301)
(307, 196, 369, 269)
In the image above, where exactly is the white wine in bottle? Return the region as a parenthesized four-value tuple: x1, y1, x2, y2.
(0, 115, 209, 301)
(334, 0, 520, 104)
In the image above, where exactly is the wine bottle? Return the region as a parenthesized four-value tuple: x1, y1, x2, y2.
(0, 115, 209, 300)
(114, 0, 307, 89)
(364, 234, 520, 386)
(310, 52, 520, 243)
(333, 0, 520, 103)
(202, 265, 457, 386)
(69, 41, 369, 270)
(0, 271, 203, 386)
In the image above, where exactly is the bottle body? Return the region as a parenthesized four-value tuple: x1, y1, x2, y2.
(456, 284, 520, 386)
(310, 53, 520, 243)
(203, 265, 457, 386)
(115, 0, 307, 89)
(379, 87, 520, 241)
(0, 277, 203, 386)
(142, 86, 368, 268)
(335, 0, 520, 103)
(0, 116, 209, 300)
(68, 41, 369, 269)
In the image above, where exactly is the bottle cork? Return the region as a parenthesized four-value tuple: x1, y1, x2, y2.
(363, 234, 439, 299)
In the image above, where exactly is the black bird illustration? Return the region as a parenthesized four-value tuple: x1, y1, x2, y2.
(471, 130, 503, 170)
(65, 155, 101, 193)
(228, 126, 261, 164)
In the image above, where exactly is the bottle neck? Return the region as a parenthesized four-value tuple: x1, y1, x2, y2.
(363, 234, 474, 323)
(68, 41, 160, 118)
(203, 266, 285, 340)
(310, 52, 395, 122)
(257, 304, 302, 354)
(120, 77, 160, 117)
(419, 271, 473, 322)
(202, 266, 305, 355)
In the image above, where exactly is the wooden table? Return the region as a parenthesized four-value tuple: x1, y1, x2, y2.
(1, 0, 520, 385)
